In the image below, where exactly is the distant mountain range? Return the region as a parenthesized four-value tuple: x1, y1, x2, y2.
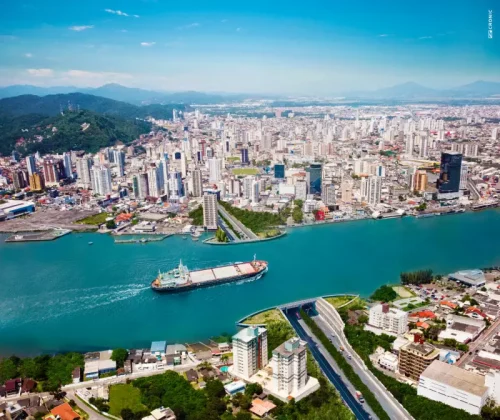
(0, 84, 250, 105)
(1, 81, 500, 104)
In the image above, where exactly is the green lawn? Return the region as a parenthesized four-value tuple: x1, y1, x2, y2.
(226, 157, 241, 162)
(108, 384, 148, 417)
(76, 213, 110, 225)
(325, 295, 356, 309)
(243, 309, 284, 324)
(231, 168, 260, 176)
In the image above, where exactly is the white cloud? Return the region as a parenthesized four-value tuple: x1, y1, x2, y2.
(236, 27, 241, 32)
(69, 25, 94, 31)
(221, 19, 228, 23)
(179, 22, 199, 29)
(27, 68, 54, 77)
(64, 70, 132, 79)
(105, 9, 139, 17)
(140, 42, 156, 47)
(378, 34, 389, 37)
(419, 36, 432, 40)
(120, 29, 128, 33)
(24, 53, 33, 58)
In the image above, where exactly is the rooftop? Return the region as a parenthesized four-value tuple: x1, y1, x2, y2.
(233, 326, 266, 343)
(151, 341, 167, 353)
(421, 360, 487, 397)
(402, 341, 440, 359)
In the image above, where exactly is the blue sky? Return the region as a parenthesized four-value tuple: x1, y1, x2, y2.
(0, 0, 498, 94)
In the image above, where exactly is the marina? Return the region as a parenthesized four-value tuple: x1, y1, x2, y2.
(114, 235, 171, 244)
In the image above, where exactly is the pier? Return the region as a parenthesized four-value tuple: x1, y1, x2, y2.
(114, 235, 171, 244)
(5, 228, 71, 243)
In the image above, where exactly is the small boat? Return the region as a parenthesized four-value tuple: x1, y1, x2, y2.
(88, 242, 93, 245)
(182, 236, 188, 240)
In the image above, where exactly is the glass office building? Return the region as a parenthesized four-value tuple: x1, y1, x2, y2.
(306, 163, 322, 195)
(274, 164, 285, 179)
(437, 152, 462, 193)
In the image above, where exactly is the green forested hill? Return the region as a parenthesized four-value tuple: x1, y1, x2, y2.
(0, 93, 184, 120)
(0, 110, 151, 155)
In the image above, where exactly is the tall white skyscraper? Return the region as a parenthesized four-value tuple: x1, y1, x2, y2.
(113, 150, 125, 177)
(168, 171, 183, 198)
(76, 157, 93, 189)
(192, 169, 203, 197)
(208, 157, 221, 182)
(419, 136, 429, 158)
(147, 167, 161, 198)
(251, 179, 260, 203)
(405, 134, 415, 157)
(180, 152, 187, 178)
(202, 193, 218, 230)
(161, 154, 170, 198)
(243, 176, 255, 200)
(369, 303, 408, 335)
(90, 166, 112, 196)
(460, 164, 468, 190)
(361, 176, 382, 206)
(231, 326, 268, 380)
(271, 337, 308, 395)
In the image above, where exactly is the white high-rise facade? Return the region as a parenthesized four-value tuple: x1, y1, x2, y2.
(361, 176, 382, 206)
(243, 176, 255, 200)
(208, 157, 221, 182)
(202, 193, 218, 230)
(76, 157, 93, 189)
(90, 166, 112, 196)
(369, 303, 408, 335)
(113, 150, 125, 177)
(161, 155, 170, 198)
(251, 179, 260, 203)
(232, 326, 268, 380)
(271, 337, 307, 395)
(148, 167, 161, 198)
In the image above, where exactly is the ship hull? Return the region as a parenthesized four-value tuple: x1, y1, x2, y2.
(151, 264, 268, 294)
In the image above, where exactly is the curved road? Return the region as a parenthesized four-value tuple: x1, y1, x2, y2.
(284, 306, 371, 420)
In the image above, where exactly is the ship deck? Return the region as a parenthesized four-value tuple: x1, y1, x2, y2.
(189, 262, 259, 285)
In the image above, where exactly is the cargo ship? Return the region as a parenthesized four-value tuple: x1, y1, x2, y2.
(151, 256, 268, 293)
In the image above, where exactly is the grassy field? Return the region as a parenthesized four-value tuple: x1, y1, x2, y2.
(226, 157, 241, 162)
(108, 384, 148, 417)
(231, 168, 260, 176)
(325, 295, 358, 309)
(392, 286, 415, 298)
(242, 308, 284, 324)
(76, 212, 110, 225)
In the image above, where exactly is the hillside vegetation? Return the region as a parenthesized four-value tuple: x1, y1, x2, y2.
(0, 110, 150, 155)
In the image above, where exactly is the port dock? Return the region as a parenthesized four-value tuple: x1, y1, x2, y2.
(5, 228, 71, 243)
(114, 235, 171, 244)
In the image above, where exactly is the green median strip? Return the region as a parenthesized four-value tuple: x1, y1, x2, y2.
(299, 308, 391, 420)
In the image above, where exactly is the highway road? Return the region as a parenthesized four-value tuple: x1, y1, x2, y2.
(284, 306, 372, 420)
(456, 316, 500, 367)
(312, 314, 412, 420)
(217, 205, 257, 240)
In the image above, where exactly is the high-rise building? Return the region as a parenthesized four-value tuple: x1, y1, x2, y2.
(148, 167, 161, 198)
(29, 173, 45, 191)
(12, 170, 26, 189)
(306, 164, 322, 195)
(76, 157, 93, 189)
(43, 159, 61, 186)
(63, 152, 72, 178)
(492, 127, 499, 140)
(368, 303, 408, 335)
(413, 171, 428, 193)
(460, 164, 468, 190)
(134, 173, 149, 199)
(243, 176, 255, 200)
(274, 164, 285, 179)
(11, 150, 20, 163)
(241, 148, 249, 164)
(90, 166, 112, 196)
(161, 154, 170, 198)
(361, 176, 382, 206)
(271, 337, 307, 395)
(26, 155, 37, 176)
(295, 180, 307, 200)
(113, 150, 125, 177)
(419, 136, 429, 158)
(262, 132, 272, 150)
(232, 326, 268, 380)
(322, 183, 336, 206)
(208, 158, 221, 182)
(192, 169, 203, 197)
(399, 339, 440, 381)
(202, 193, 218, 230)
(341, 180, 353, 203)
(436, 152, 462, 197)
(251, 179, 260, 203)
(168, 172, 183, 198)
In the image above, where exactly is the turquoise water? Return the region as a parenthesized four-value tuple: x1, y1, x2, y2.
(1, 210, 500, 355)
